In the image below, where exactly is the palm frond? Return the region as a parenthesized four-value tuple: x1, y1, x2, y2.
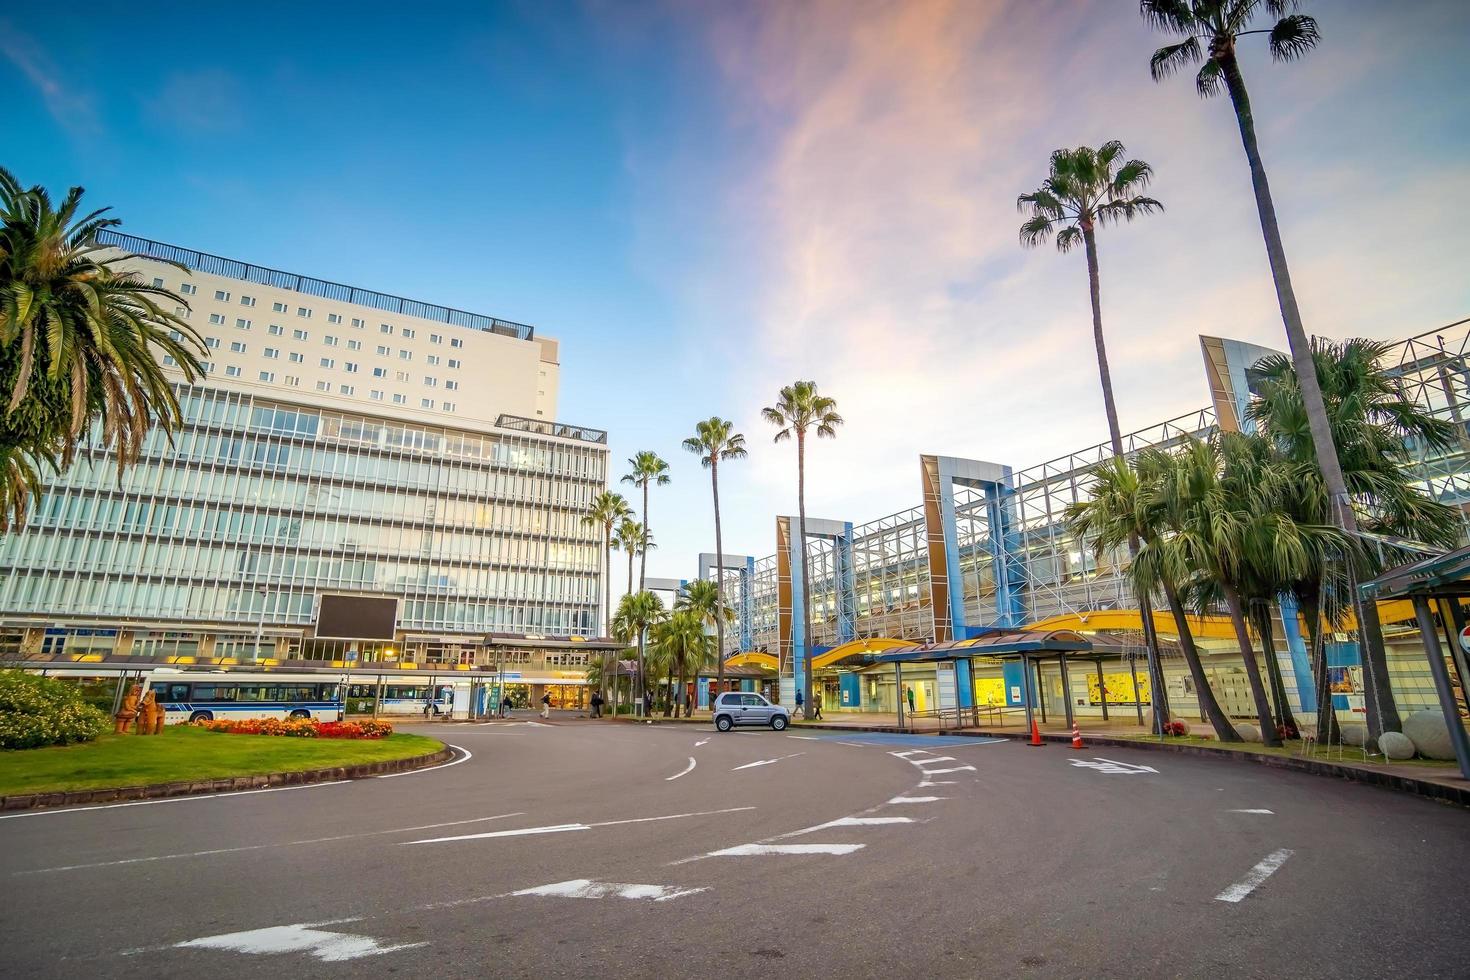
(1149, 37, 1203, 82)
(1054, 226, 1083, 253)
(1138, 0, 1199, 34)
(1269, 13, 1320, 62)
(1195, 59, 1225, 97)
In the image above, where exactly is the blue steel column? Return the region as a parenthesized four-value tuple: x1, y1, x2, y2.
(937, 469, 968, 639)
(837, 523, 857, 643)
(788, 521, 807, 701)
(985, 479, 1025, 627)
(1276, 592, 1315, 712)
(741, 556, 755, 654)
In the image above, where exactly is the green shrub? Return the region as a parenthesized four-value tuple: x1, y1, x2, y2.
(0, 670, 112, 749)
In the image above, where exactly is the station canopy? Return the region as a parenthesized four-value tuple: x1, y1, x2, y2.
(872, 628, 1092, 664)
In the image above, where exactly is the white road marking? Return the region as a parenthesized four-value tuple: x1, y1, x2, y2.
(915, 756, 956, 764)
(694, 738, 710, 747)
(511, 879, 706, 902)
(666, 757, 697, 781)
(174, 923, 423, 962)
(1215, 849, 1295, 903)
(915, 766, 974, 775)
(708, 843, 865, 857)
(1069, 758, 1157, 775)
(887, 796, 944, 804)
(889, 750, 927, 759)
(378, 744, 472, 778)
(15, 813, 525, 875)
(0, 781, 349, 821)
(405, 806, 756, 845)
(917, 780, 955, 787)
(731, 752, 803, 771)
(836, 741, 867, 747)
(782, 817, 914, 837)
(1228, 809, 1274, 814)
(786, 735, 819, 740)
(1092, 757, 1159, 773)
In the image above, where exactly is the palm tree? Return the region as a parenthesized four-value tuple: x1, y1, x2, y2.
(612, 590, 666, 715)
(611, 518, 652, 602)
(621, 452, 670, 592)
(678, 578, 735, 712)
(1068, 451, 1241, 740)
(0, 168, 206, 530)
(652, 608, 712, 718)
(1139, 4, 1384, 729)
(1017, 143, 1170, 730)
(583, 491, 632, 707)
(763, 381, 842, 718)
(1018, 142, 1162, 457)
(1247, 337, 1461, 740)
(682, 417, 748, 697)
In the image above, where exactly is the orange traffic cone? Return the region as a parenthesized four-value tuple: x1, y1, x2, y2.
(1071, 723, 1084, 750)
(1027, 716, 1044, 747)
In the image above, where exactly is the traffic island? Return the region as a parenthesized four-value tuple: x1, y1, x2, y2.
(0, 725, 449, 811)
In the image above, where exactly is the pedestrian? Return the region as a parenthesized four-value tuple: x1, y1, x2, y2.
(590, 691, 602, 718)
(643, 690, 652, 717)
(906, 686, 916, 715)
(795, 688, 804, 718)
(540, 691, 552, 720)
(813, 692, 823, 720)
(500, 694, 512, 718)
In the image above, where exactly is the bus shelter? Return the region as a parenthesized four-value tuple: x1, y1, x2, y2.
(1360, 544, 1470, 780)
(873, 629, 1096, 732)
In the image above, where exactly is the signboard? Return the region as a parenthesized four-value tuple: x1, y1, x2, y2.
(1459, 624, 1470, 655)
(316, 593, 398, 640)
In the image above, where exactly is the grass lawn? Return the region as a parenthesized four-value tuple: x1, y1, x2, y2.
(1113, 732, 1457, 769)
(0, 726, 443, 797)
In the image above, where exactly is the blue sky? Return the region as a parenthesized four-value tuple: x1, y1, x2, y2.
(6, 0, 1470, 596)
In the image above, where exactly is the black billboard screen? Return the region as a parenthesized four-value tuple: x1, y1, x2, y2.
(316, 594, 398, 640)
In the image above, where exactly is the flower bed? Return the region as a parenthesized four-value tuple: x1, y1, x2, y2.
(195, 717, 394, 739)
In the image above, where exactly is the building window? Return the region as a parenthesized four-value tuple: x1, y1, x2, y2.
(450, 337, 464, 349)
(324, 335, 338, 347)
(264, 348, 280, 359)
(395, 370, 409, 382)
(347, 339, 361, 351)
(230, 341, 247, 353)
(268, 324, 284, 336)
(351, 317, 364, 328)
(162, 354, 176, 366)
(421, 397, 433, 408)
(236, 318, 251, 330)
(442, 402, 456, 412)
(201, 361, 214, 374)
(399, 350, 412, 361)
(320, 357, 335, 368)
(152, 277, 164, 288)
(273, 301, 287, 313)
(284, 375, 300, 387)
(424, 377, 437, 387)
(316, 380, 331, 392)
(293, 329, 308, 340)
(448, 359, 461, 369)
(327, 313, 342, 324)
(214, 290, 230, 302)
(297, 307, 311, 318)
(240, 295, 256, 307)
(445, 380, 459, 391)
(180, 283, 197, 296)
(380, 324, 393, 334)
(344, 362, 358, 373)
(430, 333, 443, 344)
(376, 345, 390, 356)
(426, 355, 441, 366)
(392, 393, 406, 405)
(174, 306, 190, 319)
(225, 365, 241, 377)
(402, 328, 415, 339)
(259, 371, 275, 383)
(370, 390, 384, 401)
(372, 367, 387, 378)
(288, 352, 304, 363)
(205, 337, 220, 349)
(339, 384, 355, 396)
(209, 313, 225, 325)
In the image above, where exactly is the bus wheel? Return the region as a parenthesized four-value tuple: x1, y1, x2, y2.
(289, 709, 311, 720)
(188, 711, 213, 723)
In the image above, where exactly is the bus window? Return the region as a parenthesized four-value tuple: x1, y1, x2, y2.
(190, 686, 236, 702)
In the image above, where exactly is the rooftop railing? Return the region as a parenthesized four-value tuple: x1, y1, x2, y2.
(496, 414, 608, 445)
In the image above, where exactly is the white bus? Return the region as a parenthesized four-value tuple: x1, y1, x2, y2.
(346, 682, 455, 717)
(148, 672, 344, 724)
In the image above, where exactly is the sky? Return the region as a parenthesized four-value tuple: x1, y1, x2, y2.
(6, 0, 1470, 598)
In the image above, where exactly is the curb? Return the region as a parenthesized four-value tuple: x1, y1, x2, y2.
(0, 743, 452, 813)
(610, 716, 1469, 807)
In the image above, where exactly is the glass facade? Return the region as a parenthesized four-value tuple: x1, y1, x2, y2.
(0, 385, 607, 646)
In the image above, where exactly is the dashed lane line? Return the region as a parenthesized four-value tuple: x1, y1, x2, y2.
(1228, 809, 1274, 815)
(779, 817, 915, 838)
(1215, 849, 1295, 903)
(511, 879, 707, 902)
(707, 843, 865, 857)
(170, 923, 423, 962)
(403, 806, 757, 845)
(886, 796, 944, 804)
(786, 735, 820, 740)
(731, 752, 804, 771)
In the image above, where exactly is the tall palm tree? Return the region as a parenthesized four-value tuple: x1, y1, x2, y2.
(612, 589, 666, 714)
(1069, 452, 1241, 740)
(1017, 142, 1162, 457)
(1017, 143, 1170, 730)
(583, 491, 632, 707)
(678, 578, 735, 712)
(621, 452, 670, 592)
(1247, 337, 1460, 740)
(611, 518, 652, 601)
(763, 381, 842, 718)
(0, 167, 206, 530)
(682, 417, 748, 697)
(1139, 4, 1385, 729)
(653, 608, 712, 718)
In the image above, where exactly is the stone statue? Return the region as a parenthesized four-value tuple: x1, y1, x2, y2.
(115, 682, 142, 735)
(136, 690, 160, 735)
(151, 695, 166, 734)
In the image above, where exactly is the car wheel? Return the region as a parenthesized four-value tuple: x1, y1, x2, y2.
(770, 715, 788, 731)
(188, 711, 213, 723)
(289, 709, 311, 720)
(716, 715, 733, 732)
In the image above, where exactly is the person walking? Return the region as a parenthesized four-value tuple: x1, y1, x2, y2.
(500, 694, 512, 719)
(590, 691, 603, 718)
(906, 686, 916, 716)
(540, 691, 552, 720)
(795, 688, 804, 719)
(813, 691, 823, 721)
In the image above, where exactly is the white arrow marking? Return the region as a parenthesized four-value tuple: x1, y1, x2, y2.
(1215, 849, 1294, 903)
(694, 738, 710, 747)
(511, 879, 707, 902)
(916, 766, 974, 775)
(732, 752, 803, 771)
(708, 843, 865, 857)
(1092, 757, 1158, 773)
(887, 796, 944, 804)
(175, 924, 424, 962)
(782, 817, 914, 837)
(1228, 809, 1274, 814)
(667, 757, 696, 781)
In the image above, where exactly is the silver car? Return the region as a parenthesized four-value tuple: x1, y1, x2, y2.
(713, 692, 790, 732)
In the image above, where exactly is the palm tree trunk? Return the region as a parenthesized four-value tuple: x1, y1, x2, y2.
(677, 654, 688, 718)
(1299, 585, 1342, 745)
(602, 525, 613, 706)
(1253, 601, 1300, 737)
(796, 429, 812, 720)
(1162, 579, 1240, 741)
(713, 457, 726, 704)
(1219, 50, 1398, 738)
(639, 484, 649, 592)
(1221, 583, 1282, 747)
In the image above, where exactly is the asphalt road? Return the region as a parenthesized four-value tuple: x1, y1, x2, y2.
(2, 717, 1467, 979)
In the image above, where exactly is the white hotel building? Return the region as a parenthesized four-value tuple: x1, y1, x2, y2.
(0, 231, 613, 703)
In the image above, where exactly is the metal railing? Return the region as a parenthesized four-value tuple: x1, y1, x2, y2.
(96, 230, 535, 341)
(495, 414, 608, 445)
